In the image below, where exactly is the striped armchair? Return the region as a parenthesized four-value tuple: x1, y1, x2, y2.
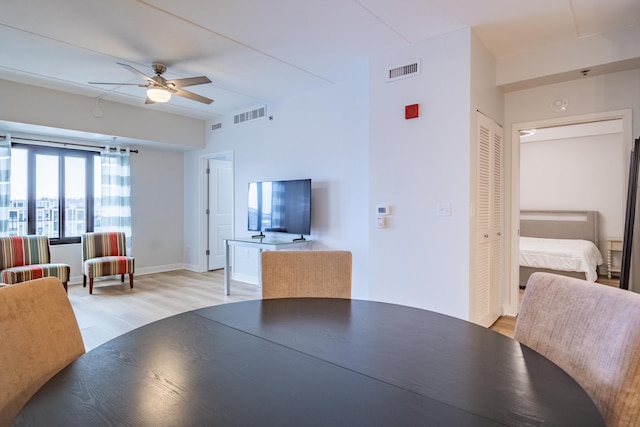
(82, 232, 135, 294)
(0, 236, 71, 291)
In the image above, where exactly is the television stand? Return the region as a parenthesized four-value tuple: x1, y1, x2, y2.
(251, 232, 266, 239)
(223, 237, 312, 295)
(293, 235, 306, 241)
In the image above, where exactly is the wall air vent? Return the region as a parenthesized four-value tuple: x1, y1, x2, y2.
(211, 123, 222, 131)
(387, 60, 421, 82)
(234, 105, 267, 125)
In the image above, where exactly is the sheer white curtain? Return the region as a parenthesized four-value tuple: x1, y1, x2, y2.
(100, 146, 132, 254)
(0, 135, 11, 237)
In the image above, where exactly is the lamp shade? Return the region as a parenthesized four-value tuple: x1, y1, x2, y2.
(147, 87, 171, 103)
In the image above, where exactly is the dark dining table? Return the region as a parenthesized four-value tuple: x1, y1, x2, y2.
(14, 298, 604, 426)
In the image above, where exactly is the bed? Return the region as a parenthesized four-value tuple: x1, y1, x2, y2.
(519, 210, 604, 287)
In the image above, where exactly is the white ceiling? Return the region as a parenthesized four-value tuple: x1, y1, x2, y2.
(1, 0, 639, 121)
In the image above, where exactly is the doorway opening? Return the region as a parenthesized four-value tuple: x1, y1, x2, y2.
(200, 152, 234, 271)
(508, 110, 633, 315)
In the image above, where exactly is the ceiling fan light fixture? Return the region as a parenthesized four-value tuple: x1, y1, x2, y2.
(147, 87, 171, 103)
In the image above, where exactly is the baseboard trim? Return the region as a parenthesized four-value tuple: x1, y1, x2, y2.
(68, 263, 187, 285)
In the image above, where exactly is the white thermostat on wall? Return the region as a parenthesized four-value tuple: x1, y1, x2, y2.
(376, 205, 390, 215)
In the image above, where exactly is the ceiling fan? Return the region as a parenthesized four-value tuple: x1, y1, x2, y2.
(89, 62, 213, 105)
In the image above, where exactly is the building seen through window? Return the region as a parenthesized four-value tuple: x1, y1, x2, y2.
(9, 145, 101, 244)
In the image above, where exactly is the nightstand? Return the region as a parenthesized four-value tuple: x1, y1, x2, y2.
(607, 237, 623, 279)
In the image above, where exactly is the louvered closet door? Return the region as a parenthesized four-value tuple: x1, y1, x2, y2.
(473, 112, 503, 327)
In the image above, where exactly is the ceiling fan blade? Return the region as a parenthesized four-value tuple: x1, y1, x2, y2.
(145, 97, 156, 105)
(168, 76, 211, 88)
(117, 62, 156, 84)
(88, 82, 147, 86)
(174, 88, 214, 105)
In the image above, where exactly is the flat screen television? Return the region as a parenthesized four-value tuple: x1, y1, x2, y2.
(248, 179, 311, 239)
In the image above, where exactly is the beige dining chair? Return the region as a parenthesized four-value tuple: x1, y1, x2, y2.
(261, 250, 352, 299)
(0, 277, 85, 426)
(514, 272, 640, 427)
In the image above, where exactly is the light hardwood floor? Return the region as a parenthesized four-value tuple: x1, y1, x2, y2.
(489, 315, 517, 338)
(68, 270, 619, 350)
(70, 270, 520, 351)
(489, 292, 521, 339)
(68, 270, 261, 351)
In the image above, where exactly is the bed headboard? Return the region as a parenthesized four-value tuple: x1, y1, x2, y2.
(520, 210, 599, 246)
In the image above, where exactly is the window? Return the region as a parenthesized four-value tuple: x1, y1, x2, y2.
(10, 144, 101, 244)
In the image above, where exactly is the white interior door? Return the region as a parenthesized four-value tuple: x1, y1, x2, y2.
(208, 158, 233, 270)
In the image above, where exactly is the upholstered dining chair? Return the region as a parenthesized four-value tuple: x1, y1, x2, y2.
(514, 272, 640, 427)
(82, 231, 135, 294)
(0, 277, 85, 426)
(261, 250, 352, 299)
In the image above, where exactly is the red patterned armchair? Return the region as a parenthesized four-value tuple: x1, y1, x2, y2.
(81, 232, 135, 294)
(0, 236, 70, 291)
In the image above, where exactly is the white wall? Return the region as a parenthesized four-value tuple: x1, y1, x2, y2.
(0, 80, 206, 150)
(505, 68, 640, 293)
(183, 28, 506, 321)
(470, 31, 504, 124)
(520, 133, 624, 264)
(497, 23, 640, 88)
(183, 72, 371, 298)
(368, 29, 477, 319)
(505, 71, 640, 138)
(51, 146, 186, 284)
(129, 147, 185, 275)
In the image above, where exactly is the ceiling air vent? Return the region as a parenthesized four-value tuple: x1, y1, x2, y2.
(387, 60, 421, 82)
(234, 105, 267, 125)
(211, 122, 222, 131)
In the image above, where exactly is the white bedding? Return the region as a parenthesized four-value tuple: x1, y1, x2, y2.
(519, 236, 604, 282)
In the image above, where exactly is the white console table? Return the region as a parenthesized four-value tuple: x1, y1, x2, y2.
(224, 237, 312, 295)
